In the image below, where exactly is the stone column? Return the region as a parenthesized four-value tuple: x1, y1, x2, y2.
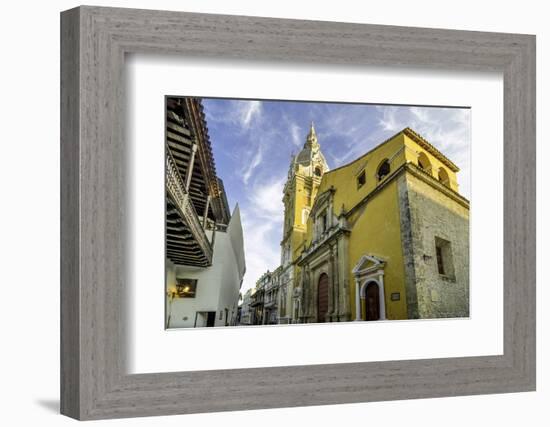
(300, 267, 306, 319)
(332, 244, 340, 320)
(341, 236, 351, 321)
(328, 194, 334, 228)
(378, 272, 387, 320)
(355, 277, 362, 321)
(327, 249, 334, 321)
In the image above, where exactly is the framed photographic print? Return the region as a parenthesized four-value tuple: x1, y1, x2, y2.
(61, 6, 536, 420)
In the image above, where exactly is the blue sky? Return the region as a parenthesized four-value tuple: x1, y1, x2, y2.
(203, 98, 471, 293)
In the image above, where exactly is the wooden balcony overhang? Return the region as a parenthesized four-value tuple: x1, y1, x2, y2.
(165, 97, 233, 268)
(166, 151, 213, 267)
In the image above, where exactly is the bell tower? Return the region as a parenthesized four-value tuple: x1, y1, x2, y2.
(281, 122, 329, 267)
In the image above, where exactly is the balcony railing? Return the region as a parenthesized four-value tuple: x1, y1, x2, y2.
(264, 300, 277, 309)
(166, 150, 213, 265)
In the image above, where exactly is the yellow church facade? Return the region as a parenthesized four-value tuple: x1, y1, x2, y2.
(277, 124, 470, 323)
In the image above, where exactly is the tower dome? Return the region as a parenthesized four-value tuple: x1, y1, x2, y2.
(295, 122, 329, 174)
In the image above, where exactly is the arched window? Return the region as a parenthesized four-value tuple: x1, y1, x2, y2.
(356, 169, 366, 189)
(376, 159, 390, 181)
(417, 152, 432, 173)
(314, 166, 322, 177)
(438, 167, 450, 187)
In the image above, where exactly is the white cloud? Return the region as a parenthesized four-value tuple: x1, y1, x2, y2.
(239, 212, 281, 293)
(377, 106, 401, 132)
(237, 100, 261, 129)
(238, 177, 286, 292)
(289, 122, 302, 147)
(250, 178, 286, 218)
(316, 107, 383, 167)
(204, 99, 262, 131)
(374, 106, 471, 199)
(280, 113, 305, 148)
(241, 145, 264, 185)
(409, 106, 430, 122)
(210, 100, 267, 184)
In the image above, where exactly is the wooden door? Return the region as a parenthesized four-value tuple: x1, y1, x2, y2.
(317, 273, 329, 323)
(206, 311, 216, 327)
(365, 282, 380, 321)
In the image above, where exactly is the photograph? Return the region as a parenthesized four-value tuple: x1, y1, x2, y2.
(164, 96, 471, 329)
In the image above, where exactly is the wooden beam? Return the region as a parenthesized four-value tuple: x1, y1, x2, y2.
(166, 120, 191, 137)
(184, 143, 198, 192)
(202, 195, 211, 228)
(166, 250, 206, 259)
(167, 131, 193, 147)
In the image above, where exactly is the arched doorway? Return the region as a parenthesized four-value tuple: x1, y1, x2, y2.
(317, 273, 329, 323)
(364, 282, 380, 321)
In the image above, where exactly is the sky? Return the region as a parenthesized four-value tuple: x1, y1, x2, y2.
(202, 98, 471, 293)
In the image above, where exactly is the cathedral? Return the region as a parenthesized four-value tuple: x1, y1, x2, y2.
(269, 122, 470, 323)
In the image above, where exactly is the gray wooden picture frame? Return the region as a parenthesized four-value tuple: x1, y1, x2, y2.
(60, 5, 536, 421)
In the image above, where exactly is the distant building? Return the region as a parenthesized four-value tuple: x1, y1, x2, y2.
(165, 97, 246, 328)
(249, 286, 262, 325)
(264, 267, 282, 324)
(239, 288, 253, 325)
(242, 266, 283, 326)
(250, 272, 270, 325)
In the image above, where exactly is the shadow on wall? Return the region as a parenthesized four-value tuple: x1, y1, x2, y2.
(35, 399, 59, 414)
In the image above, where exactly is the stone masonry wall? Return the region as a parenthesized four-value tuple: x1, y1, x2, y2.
(402, 171, 470, 319)
(397, 175, 419, 319)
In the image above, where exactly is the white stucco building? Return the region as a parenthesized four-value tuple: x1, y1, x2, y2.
(166, 205, 246, 328)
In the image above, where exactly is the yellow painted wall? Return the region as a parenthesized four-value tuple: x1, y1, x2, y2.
(289, 175, 322, 261)
(317, 133, 406, 214)
(346, 179, 409, 320)
(282, 163, 324, 320)
(299, 132, 410, 320)
(303, 132, 406, 245)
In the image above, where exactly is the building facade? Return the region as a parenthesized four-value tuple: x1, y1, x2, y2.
(251, 123, 469, 324)
(239, 288, 253, 325)
(280, 123, 330, 323)
(249, 285, 263, 325)
(165, 97, 246, 328)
